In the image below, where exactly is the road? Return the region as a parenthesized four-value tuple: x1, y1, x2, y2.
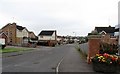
(2, 44, 94, 72)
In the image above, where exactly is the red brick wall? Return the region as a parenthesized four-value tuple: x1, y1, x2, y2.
(1, 23, 17, 45)
(87, 38, 100, 63)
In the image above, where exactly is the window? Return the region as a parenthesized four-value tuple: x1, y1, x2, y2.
(40, 36, 43, 38)
(10, 39, 12, 42)
(6, 31, 8, 35)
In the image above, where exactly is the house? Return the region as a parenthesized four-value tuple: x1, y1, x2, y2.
(95, 26, 115, 36)
(38, 30, 57, 46)
(88, 26, 115, 36)
(28, 31, 38, 43)
(1, 22, 36, 46)
(57, 36, 64, 45)
(16, 25, 29, 45)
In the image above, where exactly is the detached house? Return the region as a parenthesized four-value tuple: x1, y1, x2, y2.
(94, 26, 115, 36)
(38, 30, 57, 46)
(16, 25, 29, 45)
(88, 26, 115, 36)
(1, 22, 36, 46)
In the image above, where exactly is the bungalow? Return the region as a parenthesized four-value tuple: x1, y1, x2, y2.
(38, 30, 57, 46)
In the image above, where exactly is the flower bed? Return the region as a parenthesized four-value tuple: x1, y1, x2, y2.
(92, 53, 119, 72)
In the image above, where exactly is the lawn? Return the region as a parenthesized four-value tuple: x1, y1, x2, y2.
(0, 47, 33, 53)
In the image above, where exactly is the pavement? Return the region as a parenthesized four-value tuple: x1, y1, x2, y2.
(59, 44, 94, 72)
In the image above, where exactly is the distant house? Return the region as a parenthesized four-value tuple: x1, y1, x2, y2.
(57, 36, 64, 45)
(88, 26, 115, 36)
(38, 30, 57, 46)
(28, 31, 38, 43)
(95, 26, 115, 36)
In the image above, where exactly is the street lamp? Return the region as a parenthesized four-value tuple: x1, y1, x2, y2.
(73, 32, 76, 37)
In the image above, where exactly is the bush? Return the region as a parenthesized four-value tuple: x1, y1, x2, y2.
(99, 43, 118, 54)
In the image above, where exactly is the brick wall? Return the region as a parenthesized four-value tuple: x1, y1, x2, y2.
(1, 23, 17, 45)
(87, 35, 118, 64)
(87, 38, 100, 63)
(16, 37, 23, 46)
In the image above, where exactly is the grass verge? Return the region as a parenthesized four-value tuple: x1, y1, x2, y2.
(0, 47, 33, 53)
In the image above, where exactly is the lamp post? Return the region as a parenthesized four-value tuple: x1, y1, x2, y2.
(73, 32, 76, 37)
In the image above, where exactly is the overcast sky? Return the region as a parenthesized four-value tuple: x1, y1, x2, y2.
(0, 0, 120, 36)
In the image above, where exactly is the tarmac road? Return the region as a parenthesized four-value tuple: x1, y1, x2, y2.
(2, 44, 94, 72)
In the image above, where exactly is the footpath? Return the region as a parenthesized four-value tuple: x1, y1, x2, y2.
(59, 45, 95, 72)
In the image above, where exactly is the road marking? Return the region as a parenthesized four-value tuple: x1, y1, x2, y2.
(56, 57, 64, 74)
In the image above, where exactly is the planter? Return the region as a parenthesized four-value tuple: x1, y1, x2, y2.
(92, 62, 117, 72)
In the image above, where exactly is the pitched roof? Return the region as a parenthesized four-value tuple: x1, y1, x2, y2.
(0, 31, 7, 37)
(1, 23, 11, 29)
(115, 28, 119, 32)
(16, 25, 25, 30)
(95, 27, 115, 33)
(38, 30, 55, 36)
(29, 31, 33, 33)
(29, 31, 36, 36)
